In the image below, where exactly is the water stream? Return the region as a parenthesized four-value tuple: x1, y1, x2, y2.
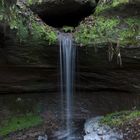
(59, 33, 76, 139)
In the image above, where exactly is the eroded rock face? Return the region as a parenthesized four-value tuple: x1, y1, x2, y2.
(0, 44, 140, 94)
(31, 0, 98, 27)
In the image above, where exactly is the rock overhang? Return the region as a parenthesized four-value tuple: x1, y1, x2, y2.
(31, 0, 98, 27)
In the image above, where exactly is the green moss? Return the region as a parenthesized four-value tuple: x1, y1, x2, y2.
(0, 1, 57, 45)
(0, 113, 43, 136)
(62, 26, 75, 33)
(24, 0, 43, 6)
(95, 0, 129, 15)
(26, 0, 39, 5)
(31, 20, 57, 44)
(100, 110, 140, 127)
(75, 17, 120, 45)
(119, 18, 140, 45)
(75, 0, 140, 47)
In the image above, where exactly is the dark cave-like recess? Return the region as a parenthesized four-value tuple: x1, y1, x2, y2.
(33, 1, 97, 28)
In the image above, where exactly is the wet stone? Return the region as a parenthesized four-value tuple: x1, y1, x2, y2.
(38, 135, 48, 140)
(84, 117, 123, 140)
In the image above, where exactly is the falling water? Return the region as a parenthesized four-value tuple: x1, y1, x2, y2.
(59, 33, 76, 139)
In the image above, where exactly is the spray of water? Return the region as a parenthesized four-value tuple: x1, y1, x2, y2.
(59, 33, 76, 139)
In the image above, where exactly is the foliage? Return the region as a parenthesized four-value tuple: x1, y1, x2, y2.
(75, 17, 120, 45)
(95, 0, 129, 15)
(0, 1, 57, 45)
(26, 0, 43, 5)
(0, 0, 16, 7)
(62, 26, 74, 33)
(75, 0, 140, 47)
(31, 21, 57, 45)
(0, 113, 43, 136)
(100, 110, 140, 127)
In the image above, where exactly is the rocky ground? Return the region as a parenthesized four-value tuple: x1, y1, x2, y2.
(84, 116, 140, 140)
(120, 118, 140, 140)
(84, 117, 123, 140)
(99, 111, 140, 140)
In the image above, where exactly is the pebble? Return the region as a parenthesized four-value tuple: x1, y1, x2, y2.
(38, 135, 48, 140)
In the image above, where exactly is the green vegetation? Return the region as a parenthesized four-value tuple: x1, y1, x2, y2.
(100, 110, 140, 127)
(0, 0, 57, 45)
(95, 0, 129, 15)
(0, 113, 43, 136)
(75, 17, 119, 45)
(62, 26, 75, 33)
(75, 17, 140, 46)
(75, 0, 140, 47)
(26, 0, 43, 5)
(0, 0, 139, 47)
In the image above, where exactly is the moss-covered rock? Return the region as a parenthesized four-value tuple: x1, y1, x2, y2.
(0, 0, 139, 47)
(100, 110, 140, 140)
(0, 113, 43, 136)
(100, 110, 140, 127)
(0, 0, 57, 46)
(74, 0, 140, 47)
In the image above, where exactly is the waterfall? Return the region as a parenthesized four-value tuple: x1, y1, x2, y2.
(59, 33, 76, 139)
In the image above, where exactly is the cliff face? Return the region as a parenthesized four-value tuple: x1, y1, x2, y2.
(0, 1, 139, 67)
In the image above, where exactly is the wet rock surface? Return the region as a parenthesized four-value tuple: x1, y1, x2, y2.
(38, 135, 48, 140)
(84, 117, 123, 140)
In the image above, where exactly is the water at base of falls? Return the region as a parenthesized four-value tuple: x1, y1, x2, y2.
(59, 33, 76, 140)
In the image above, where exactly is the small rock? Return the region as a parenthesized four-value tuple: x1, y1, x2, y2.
(38, 135, 48, 140)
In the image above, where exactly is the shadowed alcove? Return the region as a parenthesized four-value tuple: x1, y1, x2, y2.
(31, 0, 99, 28)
